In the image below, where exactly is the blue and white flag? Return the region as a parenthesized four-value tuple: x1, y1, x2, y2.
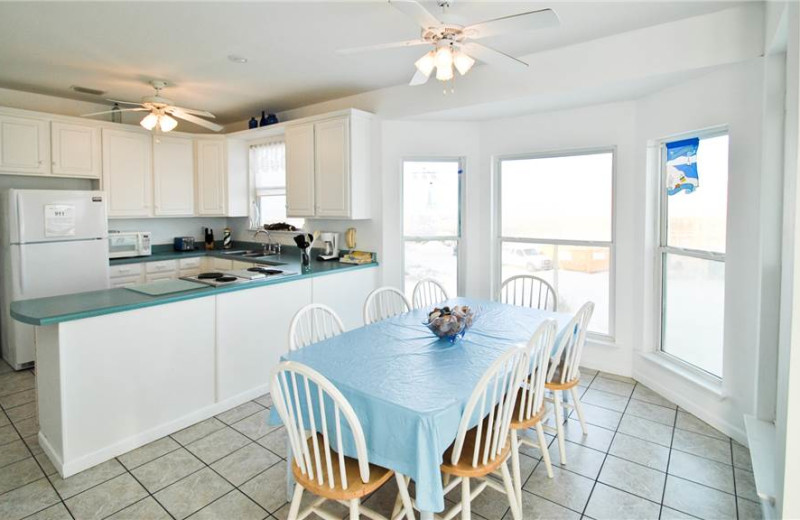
(666, 138, 700, 196)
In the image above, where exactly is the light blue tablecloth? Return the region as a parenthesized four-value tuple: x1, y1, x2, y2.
(269, 297, 572, 513)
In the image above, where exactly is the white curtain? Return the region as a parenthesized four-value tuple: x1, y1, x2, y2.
(250, 139, 286, 189)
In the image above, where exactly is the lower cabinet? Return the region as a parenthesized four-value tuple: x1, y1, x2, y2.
(109, 264, 145, 288)
(311, 267, 378, 330)
(145, 260, 178, 282)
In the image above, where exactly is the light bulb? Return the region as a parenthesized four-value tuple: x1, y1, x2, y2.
(453, 50, 475, 75)
(436, 63, 454, 81)
(159, 114, 178, 132)
(435, 46, 453, 70)
(414, 51, 435, 77)
(140, 113, 158, 130)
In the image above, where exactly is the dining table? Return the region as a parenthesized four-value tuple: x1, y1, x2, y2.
(269, 297, 573, 517)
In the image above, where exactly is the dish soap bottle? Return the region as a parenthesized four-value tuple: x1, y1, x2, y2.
(204, 228, 214, 250)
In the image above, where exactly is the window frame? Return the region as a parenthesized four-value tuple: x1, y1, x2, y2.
(401, 157, 466, 299)
(494, 146, 617, 341)
(247, 135, 300, 230)
(655, 126, 728, 380)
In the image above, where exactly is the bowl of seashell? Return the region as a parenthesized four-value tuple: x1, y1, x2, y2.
(424, 305, 475, 343)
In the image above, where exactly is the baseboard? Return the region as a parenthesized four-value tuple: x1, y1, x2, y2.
(49, 383, 271, 478)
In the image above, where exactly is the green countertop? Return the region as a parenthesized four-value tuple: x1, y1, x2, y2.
(12, 250, 378, 326)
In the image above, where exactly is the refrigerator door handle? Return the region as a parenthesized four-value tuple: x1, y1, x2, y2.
(17, 245, 26, 295)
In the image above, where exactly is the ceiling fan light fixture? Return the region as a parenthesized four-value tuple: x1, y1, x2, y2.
(453, 50, 475, 75)
(159, 114, 178, 132)
(434, 45, 453, 71)
(436, 63, 454, 81)
(414, 51, 436, 77)
(140, 113, 159, 131)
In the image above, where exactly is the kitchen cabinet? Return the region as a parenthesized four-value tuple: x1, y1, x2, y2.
(51, 121, 101, 178)
(285, 124, 315, 217)
(154, 135, 194, 216)
(0, 114, 50, 175)
(195, 138, 248, 217)
(207, 257, 234, 271)
(311, 266, 377, 330)
(178, 257, 202, 277)
(144, 259, 178, 282)
(102, 128, 153, 218)
(285, 111, 372, 219)
(109, 263, 145, 288)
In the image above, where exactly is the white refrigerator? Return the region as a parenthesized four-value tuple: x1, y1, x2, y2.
(1, 189, 110, 369)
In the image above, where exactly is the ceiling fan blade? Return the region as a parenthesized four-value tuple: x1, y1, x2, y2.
(463, 8, 560, 40)
(105, 99, 144, 107)
(81, 108, 148, 117)
(169, 106, 216, 118)
(461, 42, 528, 70)
(389, 0, 442, 29)
(409, 69, 431, 86)
(337, 39, 428, 55)
(168, 108, 224, 132)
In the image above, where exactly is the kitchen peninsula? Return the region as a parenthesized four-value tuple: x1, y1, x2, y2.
(10, 249, 377, 478)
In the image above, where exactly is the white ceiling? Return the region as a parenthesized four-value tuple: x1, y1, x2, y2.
(0, 1, 744, 126)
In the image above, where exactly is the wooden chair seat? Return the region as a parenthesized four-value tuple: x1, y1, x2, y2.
(440, 418, 512, 478)
(292, 434, 394, 500)
(510, 397, 547, 430)
(545, 361, 579, 390)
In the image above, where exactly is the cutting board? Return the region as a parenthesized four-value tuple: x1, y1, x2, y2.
(125, 279, 208, 296)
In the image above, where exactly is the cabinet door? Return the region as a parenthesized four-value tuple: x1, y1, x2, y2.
(102, 129, 153, 217)
(285, 124, 315, 217)
(0, 115, 50, 174)
(154, 135, 194, 216)
(51, 121, 101, 178)
(314, 117, 350, 218)
(195, 139, 226, 216)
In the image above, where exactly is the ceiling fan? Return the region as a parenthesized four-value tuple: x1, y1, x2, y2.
(82, 80, 223, 132)
(337, 0, 559, 87)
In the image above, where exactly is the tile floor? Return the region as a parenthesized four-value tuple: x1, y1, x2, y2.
(0, 362, 762, 520)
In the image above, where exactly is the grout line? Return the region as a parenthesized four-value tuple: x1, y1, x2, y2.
(658, 391, 679, 519)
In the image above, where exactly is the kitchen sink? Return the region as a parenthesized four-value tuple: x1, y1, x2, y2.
(220, 249, 254, 255)
(250, 259, 286, 266)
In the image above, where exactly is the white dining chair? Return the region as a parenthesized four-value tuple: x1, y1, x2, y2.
(288, 304, 346, 352)
(543, 301, 594, 466)
(510, 319, 558, 511)
(271, 361, 415, 520)
(363, 287, 411, 325)
(437, 347, 527, 520)
(411, 278, 449, 309)
(499, 275, 557, 311)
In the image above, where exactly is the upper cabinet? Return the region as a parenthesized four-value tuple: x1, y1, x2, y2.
(285, 124, 315, 217)
(153, 135, 194, 216)
(51, 121, 101, 179)
(0, 115, 50, 175)
(285, 111, 372, 219)
(195, 137, 248, 217)
(102, 128, 153, 218)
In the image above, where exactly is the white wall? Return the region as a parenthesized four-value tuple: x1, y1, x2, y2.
(632, 59, 775, 443)
(108, 217, 229, 246)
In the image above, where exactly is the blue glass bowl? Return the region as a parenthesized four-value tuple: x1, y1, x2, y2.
(424, 306, 475, 343)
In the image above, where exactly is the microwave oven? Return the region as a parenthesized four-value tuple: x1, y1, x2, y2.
(108, 231, 152, 259)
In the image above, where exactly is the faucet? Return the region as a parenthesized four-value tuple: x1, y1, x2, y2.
(253, 229, 279, 255)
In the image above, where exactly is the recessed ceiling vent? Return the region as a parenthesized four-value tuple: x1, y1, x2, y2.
(70, 85, 106, 96)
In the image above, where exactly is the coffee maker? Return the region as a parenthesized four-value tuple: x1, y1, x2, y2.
(317, 232, 340, 261)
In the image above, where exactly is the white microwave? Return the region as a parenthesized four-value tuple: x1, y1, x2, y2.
(108, 231, 152, 259)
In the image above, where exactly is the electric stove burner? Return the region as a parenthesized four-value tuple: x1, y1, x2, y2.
(247, 267, 283, 275)
(216, 276, 238, 283)
(197, 272, 225, 279)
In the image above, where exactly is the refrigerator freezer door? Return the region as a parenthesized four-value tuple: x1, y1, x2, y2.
(9, 189, 107, 244)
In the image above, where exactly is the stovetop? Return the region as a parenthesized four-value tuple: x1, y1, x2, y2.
(181, 268, 298, 287)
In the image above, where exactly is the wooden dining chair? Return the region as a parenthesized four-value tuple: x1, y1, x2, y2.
(363, 287, 411, 325)
(510, 319, 558, 511)
(499, 275, 557, 311)
(543, 302, 594, 466)
(411, 278, 449, 309)
(271, 361, 415, 520)
(438, 347, 527, 520)
(288, 304, 346, 351)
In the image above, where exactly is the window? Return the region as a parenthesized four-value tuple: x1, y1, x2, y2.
(249, 139, 303, 228)
(658, 132, 728, 378)
(498, 150, 614, 335)
(402, 159, 463, 300)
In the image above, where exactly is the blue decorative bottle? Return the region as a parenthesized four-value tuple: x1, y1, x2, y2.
(259, 111, 268, 127)
(248, 117, 258, 129)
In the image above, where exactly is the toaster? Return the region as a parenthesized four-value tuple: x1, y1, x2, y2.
(173, 236, 195, 251)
